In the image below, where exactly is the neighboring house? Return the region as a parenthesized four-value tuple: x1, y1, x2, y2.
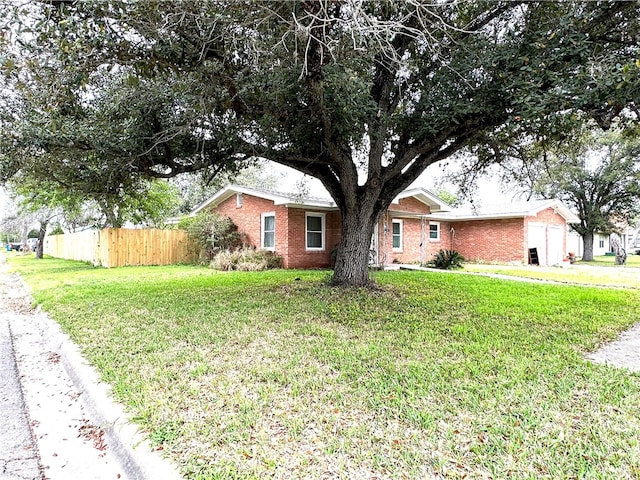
(567, 226, 637, 258)
(567, 231, 611, 258)
(190, 185, 579, 268)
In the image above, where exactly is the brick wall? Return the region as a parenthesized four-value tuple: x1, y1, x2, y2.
(391, 197, 431, 214)
(212, 193, 567, 268)
(376, 196, 452, 264)
(448, 209, 568, 264)
(376, 216, 422, 264)
(425, 221, 452, 261)
(213, 193, 291, 262)
(286, 209, 341, 268)
(451, 218, 525, 263)
(213, 193, 340, 268)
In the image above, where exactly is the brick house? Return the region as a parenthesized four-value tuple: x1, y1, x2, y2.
(191, 185, 578, 268)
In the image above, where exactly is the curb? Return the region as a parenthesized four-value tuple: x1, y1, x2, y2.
(9, 261, 184, 480)
(38, 308, 184, 480)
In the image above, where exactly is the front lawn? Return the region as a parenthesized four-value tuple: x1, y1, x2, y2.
(581, 254, 640, 267)
(9, 256, 640, 479)
(465, 256, 640, 289)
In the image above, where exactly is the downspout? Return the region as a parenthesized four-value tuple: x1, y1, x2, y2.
(382, 211, 389, 267)
(420, 216, 427, 266)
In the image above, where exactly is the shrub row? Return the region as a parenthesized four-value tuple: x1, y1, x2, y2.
(210, 247, 283, 271)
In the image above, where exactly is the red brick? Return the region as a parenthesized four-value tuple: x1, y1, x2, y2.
(210, 194, 569, 268)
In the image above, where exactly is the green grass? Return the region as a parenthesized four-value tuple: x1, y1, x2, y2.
(580, 254, 640, 267)
(8, 255, 640, 479)
(465, 255, 640, 289)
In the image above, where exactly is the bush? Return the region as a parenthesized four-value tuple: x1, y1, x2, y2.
(210, 246, 283, 271)
(178, 211, 245, 263)
(430, 249, 465, 270)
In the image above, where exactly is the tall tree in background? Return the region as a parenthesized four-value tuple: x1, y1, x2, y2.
(492, 129, 640, 261)
(534, 132, 640, 261)
(9, 173, 182, 230)
(171, 161, 286, 214)
(1, 1, 639, 284)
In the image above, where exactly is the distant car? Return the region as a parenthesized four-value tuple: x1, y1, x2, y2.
(8, 242, 22, 251)
(26, 238, 38, 251)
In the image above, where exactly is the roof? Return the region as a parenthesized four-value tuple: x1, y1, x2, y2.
(430, 198, 580, 223)
(190, 184, 337, 215)
(188, 185, 579, 224)
(191, 184, 454, 216)
(391, 187, 453, 213)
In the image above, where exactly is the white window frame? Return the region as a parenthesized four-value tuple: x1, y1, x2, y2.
(261, 212, 275, 250)
(429, 221, 440, 241)
(305, 212, 325, 251)
(392, 219, 403, 252)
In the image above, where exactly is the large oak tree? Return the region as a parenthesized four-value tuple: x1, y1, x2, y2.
(1, 1, 639, 284)
(529, 132, 640, 261)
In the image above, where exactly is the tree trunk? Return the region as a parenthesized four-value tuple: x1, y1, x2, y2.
(20, 222, 29, 253)
(35, 220, 48, 259)
(332, 204, 379, 286)
(582, 231, 594, 261)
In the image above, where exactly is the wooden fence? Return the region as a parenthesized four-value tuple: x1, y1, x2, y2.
(44, 228, 195, 267)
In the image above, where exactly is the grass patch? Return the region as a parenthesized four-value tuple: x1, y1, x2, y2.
(465, 257, 640, 289)
(9, 255, 640, 479)
(580, 254, 640, 267)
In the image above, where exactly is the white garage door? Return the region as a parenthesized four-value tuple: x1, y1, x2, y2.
(528, 223, 547, 265)
(528, 223, 565, 266)
(547, 226, 564, 266)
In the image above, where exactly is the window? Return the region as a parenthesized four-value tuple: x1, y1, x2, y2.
(236, 193, 243, 208)
(306, 213, 325, 250)
(599, 239, 605, 249)
(392, 219, 403, 251)
(261, 213, 275, 250)
(429, 222, 440, 241)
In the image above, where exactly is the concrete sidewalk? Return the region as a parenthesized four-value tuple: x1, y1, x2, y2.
(0, 259, 183, 480)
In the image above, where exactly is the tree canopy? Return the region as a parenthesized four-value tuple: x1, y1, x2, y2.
(535, 131, 640, 260)
(1, 1, 639, 284)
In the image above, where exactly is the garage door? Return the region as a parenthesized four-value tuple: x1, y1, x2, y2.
(547, 226, 564, 266)
(528, 223, 547, 266)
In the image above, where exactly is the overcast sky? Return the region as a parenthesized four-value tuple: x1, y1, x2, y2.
(272, 160, 511, 207)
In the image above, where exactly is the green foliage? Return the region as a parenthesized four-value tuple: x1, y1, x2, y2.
(498, 129, 640, 260)
(118, 179, 182, 228)
(171, 161, 285, 214)
(209, 246, 283, 272)
(433, 188, 460, 207)
(49, 225, 64, 235)
(455, 122, 640, 263)
(430, 249, 465, 270)
(27, 229, 39, 238)
(8, 164, 181, 228)
(178, 211, 244, 263)
(0, 223, 21, 243)
(541, 132, 640, 237)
